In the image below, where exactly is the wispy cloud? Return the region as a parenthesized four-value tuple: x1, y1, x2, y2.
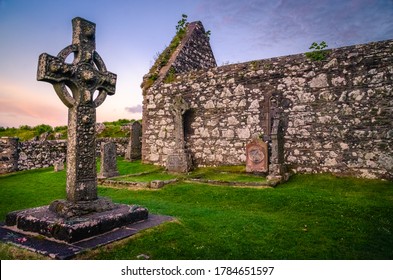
(198, 0, 393, 59)
(0, 80, 67, 127)
(125, 104, 142, 113)
(0, 99, 66, 127)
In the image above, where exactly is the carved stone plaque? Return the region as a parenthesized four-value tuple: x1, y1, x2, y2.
(246, 139, 268, 173)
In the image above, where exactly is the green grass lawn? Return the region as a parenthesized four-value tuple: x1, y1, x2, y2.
(115, 159, 163, 175)
(188, 166, 267, 183)
(0, 159, 392, 260)
(112, 161, 267, 184)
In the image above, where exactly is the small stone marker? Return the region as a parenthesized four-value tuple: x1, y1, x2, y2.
(6, 17, 148, 243)
(150, 180, 164, 189)
(246, 138, 268, 173)
(98, 142, 119, 178)
(125, 121, 142, 161)
(54, 161, 64, 172)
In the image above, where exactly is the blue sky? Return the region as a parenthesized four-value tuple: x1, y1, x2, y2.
(0, 0, 392, 127)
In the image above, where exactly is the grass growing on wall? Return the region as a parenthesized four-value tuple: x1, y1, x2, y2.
(0, 159, 392, 260)
(142, 15, 189, 90)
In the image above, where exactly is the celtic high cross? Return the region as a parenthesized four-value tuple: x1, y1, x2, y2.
(37, 17, 116, 205)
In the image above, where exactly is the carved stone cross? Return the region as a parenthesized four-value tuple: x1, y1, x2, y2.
(166, 95, 192, 173)
(37, 17, 116, 206)
(170, 95, 188, 150)
(5, 17, 147, 242)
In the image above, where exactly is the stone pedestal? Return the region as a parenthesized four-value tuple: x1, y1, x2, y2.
(267, 164, 289, 182)
(166, 150, 192, 173)
(6, 203, 148, 243)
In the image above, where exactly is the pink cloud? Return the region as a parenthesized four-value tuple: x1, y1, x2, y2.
(0, 81, 67, 127)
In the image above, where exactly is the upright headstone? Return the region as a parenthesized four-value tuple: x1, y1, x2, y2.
(98, 142, 119, 178)
(246, 138, 268, 173)
(166, 95, 192, 173)
(6, 17, 148, 243)
(125, 121, 142, 161)
(267, 115, 288, 181)
(54, 161, 65, 172)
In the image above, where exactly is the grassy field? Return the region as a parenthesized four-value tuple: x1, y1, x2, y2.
(0, 159, 392, 260)
(0, 119, 136, 140)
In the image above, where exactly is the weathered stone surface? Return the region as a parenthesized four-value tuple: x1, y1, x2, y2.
(150, 180, 164, 189)
(37, 17, 117, 202)
(12, 138, 127, 172)
(0, 214, 171, 259)
(0, 137, 19, 174)
(54, 161, 64, 172)
(166, 95, 192, 172)
(98, 142, 119, 178)
(125, 121, 142, 161)
(246, 138, 268, 173)
(166, 152, 192, 173)
(141, 20, 393, 180)
(4, 17, 149, 244)
(6, 204, 148, 243)
(95, 123, 106, 134)
(309, 73, 329, 88)
(49, 197, 115, 218)
(18, 140, 67, 171)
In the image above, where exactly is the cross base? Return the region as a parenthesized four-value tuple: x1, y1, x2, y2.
(97, 170, 120, 179)
(49, 197, 116, 219)
(166, 149, 192, 173)
(125, 147, 142, 161)
(6, 203, 148, 243)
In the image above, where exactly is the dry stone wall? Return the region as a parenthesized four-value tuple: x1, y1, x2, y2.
(18, 140, 67, 170)
(0, 137, 128, 172)
(0, 137, 19, 174)
(143, 39, 393, 180)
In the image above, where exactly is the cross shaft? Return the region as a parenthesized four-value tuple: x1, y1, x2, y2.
(37, 17, 117, 204)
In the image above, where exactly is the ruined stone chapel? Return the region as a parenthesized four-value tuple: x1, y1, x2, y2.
(141, 21, 393, 180)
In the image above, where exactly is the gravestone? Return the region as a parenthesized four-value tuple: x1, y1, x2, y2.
(166, 95, 192, 173)
(267, 115, 288, 181)
(54, 161, 64, 172)
(98, 142, 119, 178)
(6, 17, 148, 243)
(246, 138, 268, 173)
(125, 121, 142, 161)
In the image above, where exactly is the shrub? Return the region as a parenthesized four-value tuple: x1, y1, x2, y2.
(305, 41, 329, 61)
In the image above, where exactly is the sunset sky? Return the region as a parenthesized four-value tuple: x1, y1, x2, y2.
(1, 0, 392, 128)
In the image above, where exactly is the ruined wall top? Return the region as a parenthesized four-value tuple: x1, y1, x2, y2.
(142, 37, 393, 180)
(142, 21, 216, 89)
(169, 21, 217, 73)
